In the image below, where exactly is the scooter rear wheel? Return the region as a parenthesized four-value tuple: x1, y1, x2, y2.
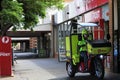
(94, 59, 104, 79)
(66, 62, 76, 77)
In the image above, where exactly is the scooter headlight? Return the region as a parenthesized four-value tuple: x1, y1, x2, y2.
(100, 55, 104, 59)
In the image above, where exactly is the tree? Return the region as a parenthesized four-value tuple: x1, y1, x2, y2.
(0, 0, 64, 36)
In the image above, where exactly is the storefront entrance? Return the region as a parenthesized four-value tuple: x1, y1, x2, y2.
(113, 0, 120, 73)
(117, 0, 120, 73)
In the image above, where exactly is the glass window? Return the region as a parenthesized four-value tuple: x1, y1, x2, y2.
(58, 23, 68, 61)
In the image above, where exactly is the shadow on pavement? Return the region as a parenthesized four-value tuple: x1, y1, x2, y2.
(49, 75, 98, 80)
(49, 74, 120, 80)
(14, 52, 38, 59)
(30, 59, 120, 80)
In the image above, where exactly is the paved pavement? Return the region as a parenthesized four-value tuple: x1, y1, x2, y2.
(0, 58, 120, 80)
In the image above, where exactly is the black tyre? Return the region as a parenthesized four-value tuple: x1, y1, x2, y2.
(90, 60, 95, 76)
(66, 62, 76, 77)
(94, 59, 104, 79)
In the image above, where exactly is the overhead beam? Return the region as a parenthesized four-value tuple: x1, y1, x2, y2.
(6, 31, 51, 37)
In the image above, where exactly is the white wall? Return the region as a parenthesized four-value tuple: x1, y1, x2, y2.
(68, 1, 78, 19)
(34, 23, 52, 31)
(54, 0, 80, 24)
(54, 10, 63, 23)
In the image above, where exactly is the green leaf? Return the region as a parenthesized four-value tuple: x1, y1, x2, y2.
(0, 0, 64, 35)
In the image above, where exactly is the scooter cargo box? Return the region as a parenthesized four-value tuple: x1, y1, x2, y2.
(87, 40, 111, 54)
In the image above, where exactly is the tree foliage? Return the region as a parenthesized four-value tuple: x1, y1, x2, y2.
(0, 0, 64, 36)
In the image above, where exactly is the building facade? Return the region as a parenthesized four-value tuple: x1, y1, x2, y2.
(9, 12, 52, 58)
(54, 0, 120, 73)
(109, 0, 120, 73)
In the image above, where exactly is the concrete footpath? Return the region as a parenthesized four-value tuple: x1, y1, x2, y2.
(0, 58, 67, 80)
(0, 58, 120, 80)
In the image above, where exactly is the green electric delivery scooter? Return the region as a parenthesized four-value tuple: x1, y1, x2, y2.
(65, 21, 111, 79)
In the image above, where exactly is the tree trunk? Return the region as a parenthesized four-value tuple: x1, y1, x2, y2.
(0, 24, 12, 36)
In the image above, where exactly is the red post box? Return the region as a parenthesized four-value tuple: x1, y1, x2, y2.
(0, 36, 12, 76)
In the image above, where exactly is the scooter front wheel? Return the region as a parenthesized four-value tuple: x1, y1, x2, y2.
(66, 62, 76, 77)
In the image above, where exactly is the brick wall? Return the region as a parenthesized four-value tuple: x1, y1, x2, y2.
(108, 0, 114, 72)
(30, 37, 37, 49)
